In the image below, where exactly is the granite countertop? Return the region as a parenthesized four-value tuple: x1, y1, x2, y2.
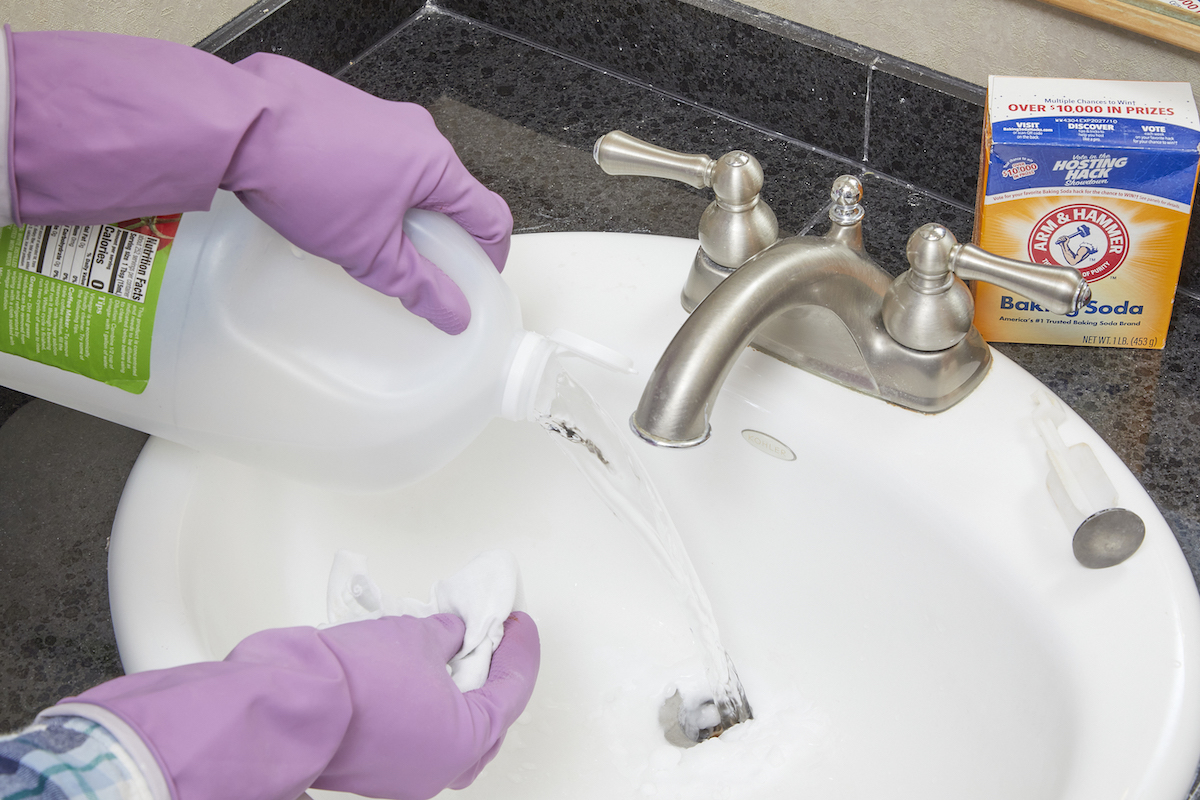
(2, 0, 1199, 791)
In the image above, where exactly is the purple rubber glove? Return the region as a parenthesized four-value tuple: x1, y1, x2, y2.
(57, 613, 539, 800)
(8, 29, 512, 333)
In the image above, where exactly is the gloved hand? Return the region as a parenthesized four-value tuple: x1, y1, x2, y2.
(8, 29, 512, 334)
(56, 612, 539, 800)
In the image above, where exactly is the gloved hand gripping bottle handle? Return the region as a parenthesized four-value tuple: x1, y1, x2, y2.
(1, 30, 538, 490)
(8, 29, 512, 334)
(0, 192, 631, 490)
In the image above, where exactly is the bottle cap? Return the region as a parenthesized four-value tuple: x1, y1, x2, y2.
(500, 332, 558, 422)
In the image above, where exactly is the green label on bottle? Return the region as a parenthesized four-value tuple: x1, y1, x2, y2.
(0, 216, 179, 393)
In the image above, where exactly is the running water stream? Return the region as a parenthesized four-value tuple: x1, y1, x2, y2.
(534, 360, 752, 741)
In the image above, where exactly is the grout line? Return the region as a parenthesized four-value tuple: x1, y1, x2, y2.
(194, 0, 293, 51)
(796, 204, 832, 236)
(862, 59, 879, 164)
(678, 0, 984, 104)
(856, 169, 974, 213)
(428, 8, 863, 165)
(334, 4, 436, 78)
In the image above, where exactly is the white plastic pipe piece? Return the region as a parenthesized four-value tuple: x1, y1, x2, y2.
(1032, 389, 1118, 532)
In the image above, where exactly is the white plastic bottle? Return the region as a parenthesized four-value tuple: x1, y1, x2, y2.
(0, 191, 591, 491)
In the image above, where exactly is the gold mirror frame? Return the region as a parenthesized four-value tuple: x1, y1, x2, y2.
(1038, 0, 1200, 52)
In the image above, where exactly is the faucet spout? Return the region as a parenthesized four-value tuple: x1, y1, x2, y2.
(604, 155, 1089, 443)
(632, 234, 886, 446)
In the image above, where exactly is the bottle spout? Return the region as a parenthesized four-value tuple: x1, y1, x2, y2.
(500, 330, 635, 422)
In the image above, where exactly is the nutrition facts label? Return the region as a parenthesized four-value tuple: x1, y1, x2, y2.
(0, 216, 177, 393)
(17, 224, 158, 303)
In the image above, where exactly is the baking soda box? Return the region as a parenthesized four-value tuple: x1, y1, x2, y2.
(973, 76, 1200, 348)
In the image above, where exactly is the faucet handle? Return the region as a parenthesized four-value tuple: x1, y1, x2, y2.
(948, 242, 1091, 314)
(883, 223, 1092, 352)
(594, 130, 778, 268)
(593, 130, 715, 189)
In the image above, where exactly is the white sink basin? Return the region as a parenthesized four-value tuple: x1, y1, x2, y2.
(109, 231, 1200, 800)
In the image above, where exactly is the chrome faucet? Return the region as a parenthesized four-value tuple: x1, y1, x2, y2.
(593, 131, 1092, 446)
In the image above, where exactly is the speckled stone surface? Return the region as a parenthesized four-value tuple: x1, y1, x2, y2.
(338, 13, 856, 239)
(866, 70, 986, 207)
(0, 401, 146, 729)
(205, 0, 426, 73)
(2, 8, 1200, 794)
(436, 0, 872, 163)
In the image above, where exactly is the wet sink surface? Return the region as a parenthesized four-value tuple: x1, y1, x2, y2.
(109, 231, 1200, 799)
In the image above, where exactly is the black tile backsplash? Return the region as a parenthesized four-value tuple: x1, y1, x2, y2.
(429, 0, 1007, 208)
(434, 0, 871, 164)
(866, 70, 986, 207)
(201, 0, 426, 73)
(337, 13, 853, 238)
